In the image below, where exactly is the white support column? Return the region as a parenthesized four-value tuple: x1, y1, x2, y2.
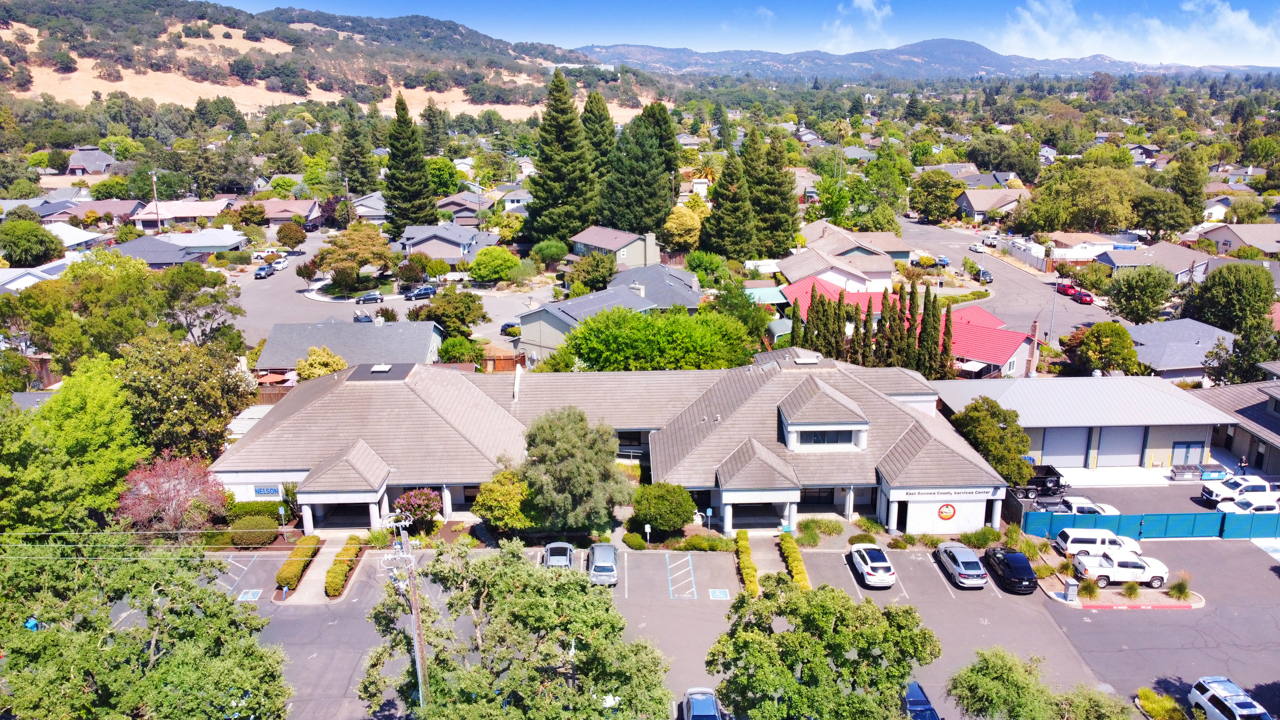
(302, 505, 314, 535)
(441, 486, 453, 521)
(368, 503, 380, 529)
(380, 494, 390, 520)
(313, 504, 326, 521)
(787, 503, 798, 534)
(886, 501, 899, 534)
(722, 504, 734, 536)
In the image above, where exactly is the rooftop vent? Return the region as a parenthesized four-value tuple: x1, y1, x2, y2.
(371, 364, 392, 373)
(794, 356, 820, 365)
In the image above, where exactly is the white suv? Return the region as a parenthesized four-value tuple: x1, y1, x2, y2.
(1189, 677, 1273, 720)
(1201, 476, 1278, 506)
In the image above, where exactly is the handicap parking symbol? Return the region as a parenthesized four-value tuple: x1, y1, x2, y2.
(708, 589, 731, 600)
(237, 589, 262, 602)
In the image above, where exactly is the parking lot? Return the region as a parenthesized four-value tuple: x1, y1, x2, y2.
(1062, 485, 1216, 515)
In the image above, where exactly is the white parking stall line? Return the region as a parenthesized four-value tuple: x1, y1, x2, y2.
(665, 553, 697, 599)
(624, 552, 629, 599)
(988, 579, 1003, 599)
(929, 558, 956, 599)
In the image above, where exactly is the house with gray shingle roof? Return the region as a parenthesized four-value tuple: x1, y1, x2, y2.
(1128, 318, 1235, 384)
(211, 350, 1005, 535)
(568, 225, 661, 269)
(254, 317, 444, 373)
(517, 287, 658, 363)
(66, 146, 116, 175)
(606, 264, 703, 310)
(397, 222, 499, 267)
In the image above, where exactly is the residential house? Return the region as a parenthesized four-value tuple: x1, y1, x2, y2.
(1095, 243, 1211, 284)
(946, 306, 1039, 379)
(501, 188, 532, 215)
(955, 188, 1031, 222)
(844, 146, 876, 162)
(1190, 381, 1280, 474)
(606, 264, 703, 309)
(1128, 318, 1235, 385)
(210, 351, 1006, 536)
(231, 199, 321, 228)
(676, 133, 701, 150)
(777, 246, 894, 293)
(1200, 224, 1280, 256)
(800, 220, 912, 261)
(133, 199, 233, 230)
(42, 199, 143, 226)
(453, 157, 475, 177)
(919, 162, 979, 179)
(789, 168, 821, 205)
(110, 236, 204, 268)
(568, 226, 661, 269)
(1203, 197, 1232, 223)
(1125, 144, 1161, 163)
(352, 192, 386, 224)
(252, 173, 305, 194)
(934, 376, 1236, 469)
(66, 146, 116, 175)
(0, 267, 57, 294)
(45, 222, 102, 252)
(514, 156, 536, 179)
(397, 223, 500, 266)
(1226, 166, 1266, 184)
(32, 200, 78, 225)
(518, 286, 658, 363)
(254, 318, 444, 373)
(156, 227, 247, 253)
(42, 187, 92, 203)
(436, 192, 494, 228)
(795, 128, 827, 147)
(1205, 182, 1257, 195)
(1038, 146, 1058, 165)
(0, 199, 46, 219)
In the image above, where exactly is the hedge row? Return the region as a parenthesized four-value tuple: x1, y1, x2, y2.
(227, 500, 294, 523)
(275, 535, 321, 590)
(779, 532, 811, 590)
(622, 532, 645, 551)
(325, 535, 363, 598)
(230, 516, 277, 547)
(736, 530, 758, 597)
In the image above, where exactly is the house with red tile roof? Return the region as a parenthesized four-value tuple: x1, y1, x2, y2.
(948, 306, 1037, 379)
(781, 277, 886, 325)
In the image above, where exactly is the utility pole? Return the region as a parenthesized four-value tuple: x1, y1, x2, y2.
(150, 170, 160, 232)
(382, 513, 428, 709)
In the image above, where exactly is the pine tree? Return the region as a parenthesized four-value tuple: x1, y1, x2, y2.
(526, 69, 594, 244)
(338, 105, 378, 195)
(639, 102, 680, 201)
(849, 93, 865, 116)
(754, 135, 800, 257)
(741, 126, 766, 192)
(581, 91, 615, 204)
(420, 99, 450, 156)
(938, 304, 956, 379)
(384, 93, 435, 239)
(702, 153, 756, 259)
(597, 116, 673, 235)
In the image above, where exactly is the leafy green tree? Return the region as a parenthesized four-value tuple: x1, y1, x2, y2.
(965, 133, 1041, 183)
(543, 307, 752, 372)
(708, 574, 941, 720)
(1204, 316, 1280, 385)
(438, 336, 483, 364)
(468, 246, 521, 282)
(276, 220, 307, 249)
(425, 156, 462, 198)
(472, 468, 532, 532)
(90, 176, 131, 200)
(1077, 321, 1141, 374)
(519, 407, 632, 530)
(531, 239, 569, 264)
(0, 534, 291, 719)
(315, 221, 398, 289)
(158, 262, 244, 347)
(661, 204, 702, 252)
(116, 332, 255, 459)
(338, 105, 379, 195)
(597, 115, 673, 235)
(359, 539, 669, 717)
(525, 69, 594, 244)
(632, 483, 697, 532)
(564, 251, 616, 291)
(1185, 262, 1276, 334)
(709, 280, 772, 342)
(1225, 197, 1271, 225)
(296, 345, 348, 380)
(950, 396, 1033, 486)
(702, 153, 756, 259)
(420, 98, 450, 155)
(407, 285, 490, 338)
(1167, 147, 1208, 213)
(947, 647, 1131, 720)
(1133, 190, 1196, 241)
(1106, 265, 1176, 324)
(911, 169, 965, 223)
(0, 219, 62, 267)
(384, 93, 435, 239)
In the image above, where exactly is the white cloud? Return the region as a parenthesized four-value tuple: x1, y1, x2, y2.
(821, 0, 895, 53)
(995, 0, 1280, 66)
(755, 5, 775, 24)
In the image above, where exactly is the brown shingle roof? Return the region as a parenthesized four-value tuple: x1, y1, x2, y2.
(1190, 380, 1280, 449)
(570, 226, 643, 252)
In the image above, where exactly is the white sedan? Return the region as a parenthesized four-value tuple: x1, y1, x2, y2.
(849, 543, 896, 587)
(968, 243, 987, 254)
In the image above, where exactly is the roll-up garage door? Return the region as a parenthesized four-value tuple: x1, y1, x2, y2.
(1098, 426, 1145, 467)
(1042, 428, 1089, 467)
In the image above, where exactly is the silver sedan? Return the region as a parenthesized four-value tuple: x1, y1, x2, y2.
(935, 541, 988, 588)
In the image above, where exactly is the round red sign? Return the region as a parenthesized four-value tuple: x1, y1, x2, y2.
(938, 504, 956, 521)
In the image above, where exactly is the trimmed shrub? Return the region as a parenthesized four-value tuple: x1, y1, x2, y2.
(736, 530, 758, 596)
(1167, 572, 1192, 601)
(275, 535, 320, 590)
(1139, 688, 1189, 720)
(1078, 578, 1099, 599)
(230, 516, 277, 547)
(623, 532, 646, 551)
(855, 517, 885, 534)
(959, 526, 1002, 549)
(1033, 564, 1055, 579)
(779, 533, 811, 590)
(227, 500, 293, 523)
(632, 483, 697, 533)
(325, 535, 363, 598)
(1122, 581, 1141, 599)
(888, 538, 908, 550)
(675, 534, 735, 552)
(848, 533, 877, 545)
(920, 534, 943, 549)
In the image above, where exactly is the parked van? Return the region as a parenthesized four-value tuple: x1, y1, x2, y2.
(1051, 527, 1141, 557)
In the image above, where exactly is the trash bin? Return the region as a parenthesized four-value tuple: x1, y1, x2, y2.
(1063, 577, 1079, 603)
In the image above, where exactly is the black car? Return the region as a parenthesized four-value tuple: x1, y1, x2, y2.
(983, 547, 1038, 595)
(403, 285, 437, 301)
(976, 269, 994, 283)
(500, 321, 519, 335)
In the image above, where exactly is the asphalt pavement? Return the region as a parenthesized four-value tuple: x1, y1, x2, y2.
(899, 222, 1115, 346)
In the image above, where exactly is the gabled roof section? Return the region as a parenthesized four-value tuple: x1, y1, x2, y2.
(299, 438, 390, 492)
(717, 439, 800, 489)
(570, 225, 643, 252)
(778, 376, 867, 424)
(878, 411, 1005, 487)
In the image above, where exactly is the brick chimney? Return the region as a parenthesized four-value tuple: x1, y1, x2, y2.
(1027, 320, 1040, 377)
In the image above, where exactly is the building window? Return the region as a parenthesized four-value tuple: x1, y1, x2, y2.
(799, 430, 854, 445)
(616, 431, 643, 447)
(1256, 442, 1268, 470)
(618, 248, 627, 258)
(800, 488, 835, 505)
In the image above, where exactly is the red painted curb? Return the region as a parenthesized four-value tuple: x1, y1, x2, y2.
(1079, 603, 1195, 610)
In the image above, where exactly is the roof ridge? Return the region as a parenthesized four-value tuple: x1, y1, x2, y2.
(403, 366, 524, 466)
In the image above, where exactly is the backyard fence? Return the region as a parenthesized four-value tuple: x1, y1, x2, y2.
(1023, 510, 1278, 541)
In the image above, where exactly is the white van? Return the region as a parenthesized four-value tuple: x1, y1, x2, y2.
(1051, 527, 1141, 557)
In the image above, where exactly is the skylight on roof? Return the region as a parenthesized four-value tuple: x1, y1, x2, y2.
(371, 364, 392, 373)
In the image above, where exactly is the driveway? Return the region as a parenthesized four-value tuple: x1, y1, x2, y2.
(899, 222, 1114, 345)
(1078, 485, 1218, 515)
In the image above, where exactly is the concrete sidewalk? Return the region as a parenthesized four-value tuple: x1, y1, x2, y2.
(286, 543, 342, 604)
(748, 536, 786, 577)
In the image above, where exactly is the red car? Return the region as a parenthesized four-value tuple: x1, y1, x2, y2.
(1055, 282, 1078, 296)
(1073, 291, 1094, 304)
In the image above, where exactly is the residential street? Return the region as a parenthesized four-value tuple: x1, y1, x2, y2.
(899, 221, 1115, 346)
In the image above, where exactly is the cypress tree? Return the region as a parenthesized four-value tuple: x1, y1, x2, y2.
(862, 301, 876, 367)
(420, 99, 450, 156)
(711, 103, 731, 150)
(917, 288, 940, 376)
(754, 134, 800, 258)
(639, 102, 680, 201)
(526, 69, 594, 244)
(581, 91, 615, 200)
(938, 304, 956, 379)
(904, 281, 920, 370)
(703, 153, 757, 260)
(338, 104, 378, 195)
(829, 290, 848, 359)
(597, 116, 673, 235)
(847, 302, 863, 364)
(789, 297, 803, 348)
(384, 93, 434, 239)
(797, 288, 812, 349)
(849, 93, 865, 116)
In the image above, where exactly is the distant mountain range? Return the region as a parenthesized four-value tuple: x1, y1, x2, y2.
(578, 39, 1279, 79)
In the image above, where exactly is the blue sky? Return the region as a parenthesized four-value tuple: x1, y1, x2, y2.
(224, 0, 1280, 65)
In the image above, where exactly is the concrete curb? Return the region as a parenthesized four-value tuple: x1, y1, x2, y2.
(301, 280, 404, 304)
(1079, 591, 1205, 610)
(320, 551, 368, 604)
(985, 250, 1052, 279)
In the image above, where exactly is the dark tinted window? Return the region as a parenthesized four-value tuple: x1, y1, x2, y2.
(799, 430, 854, 444)
(1076, 538, 1097, 545)
(1195, 683, 1211, 696)
(865, 549, 889, 564)
(1211, 696, 1237, 720)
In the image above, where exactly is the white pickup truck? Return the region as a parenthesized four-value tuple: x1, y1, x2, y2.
(1201, 476, 1279, 506)
(1072, 550, 1169, 588)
